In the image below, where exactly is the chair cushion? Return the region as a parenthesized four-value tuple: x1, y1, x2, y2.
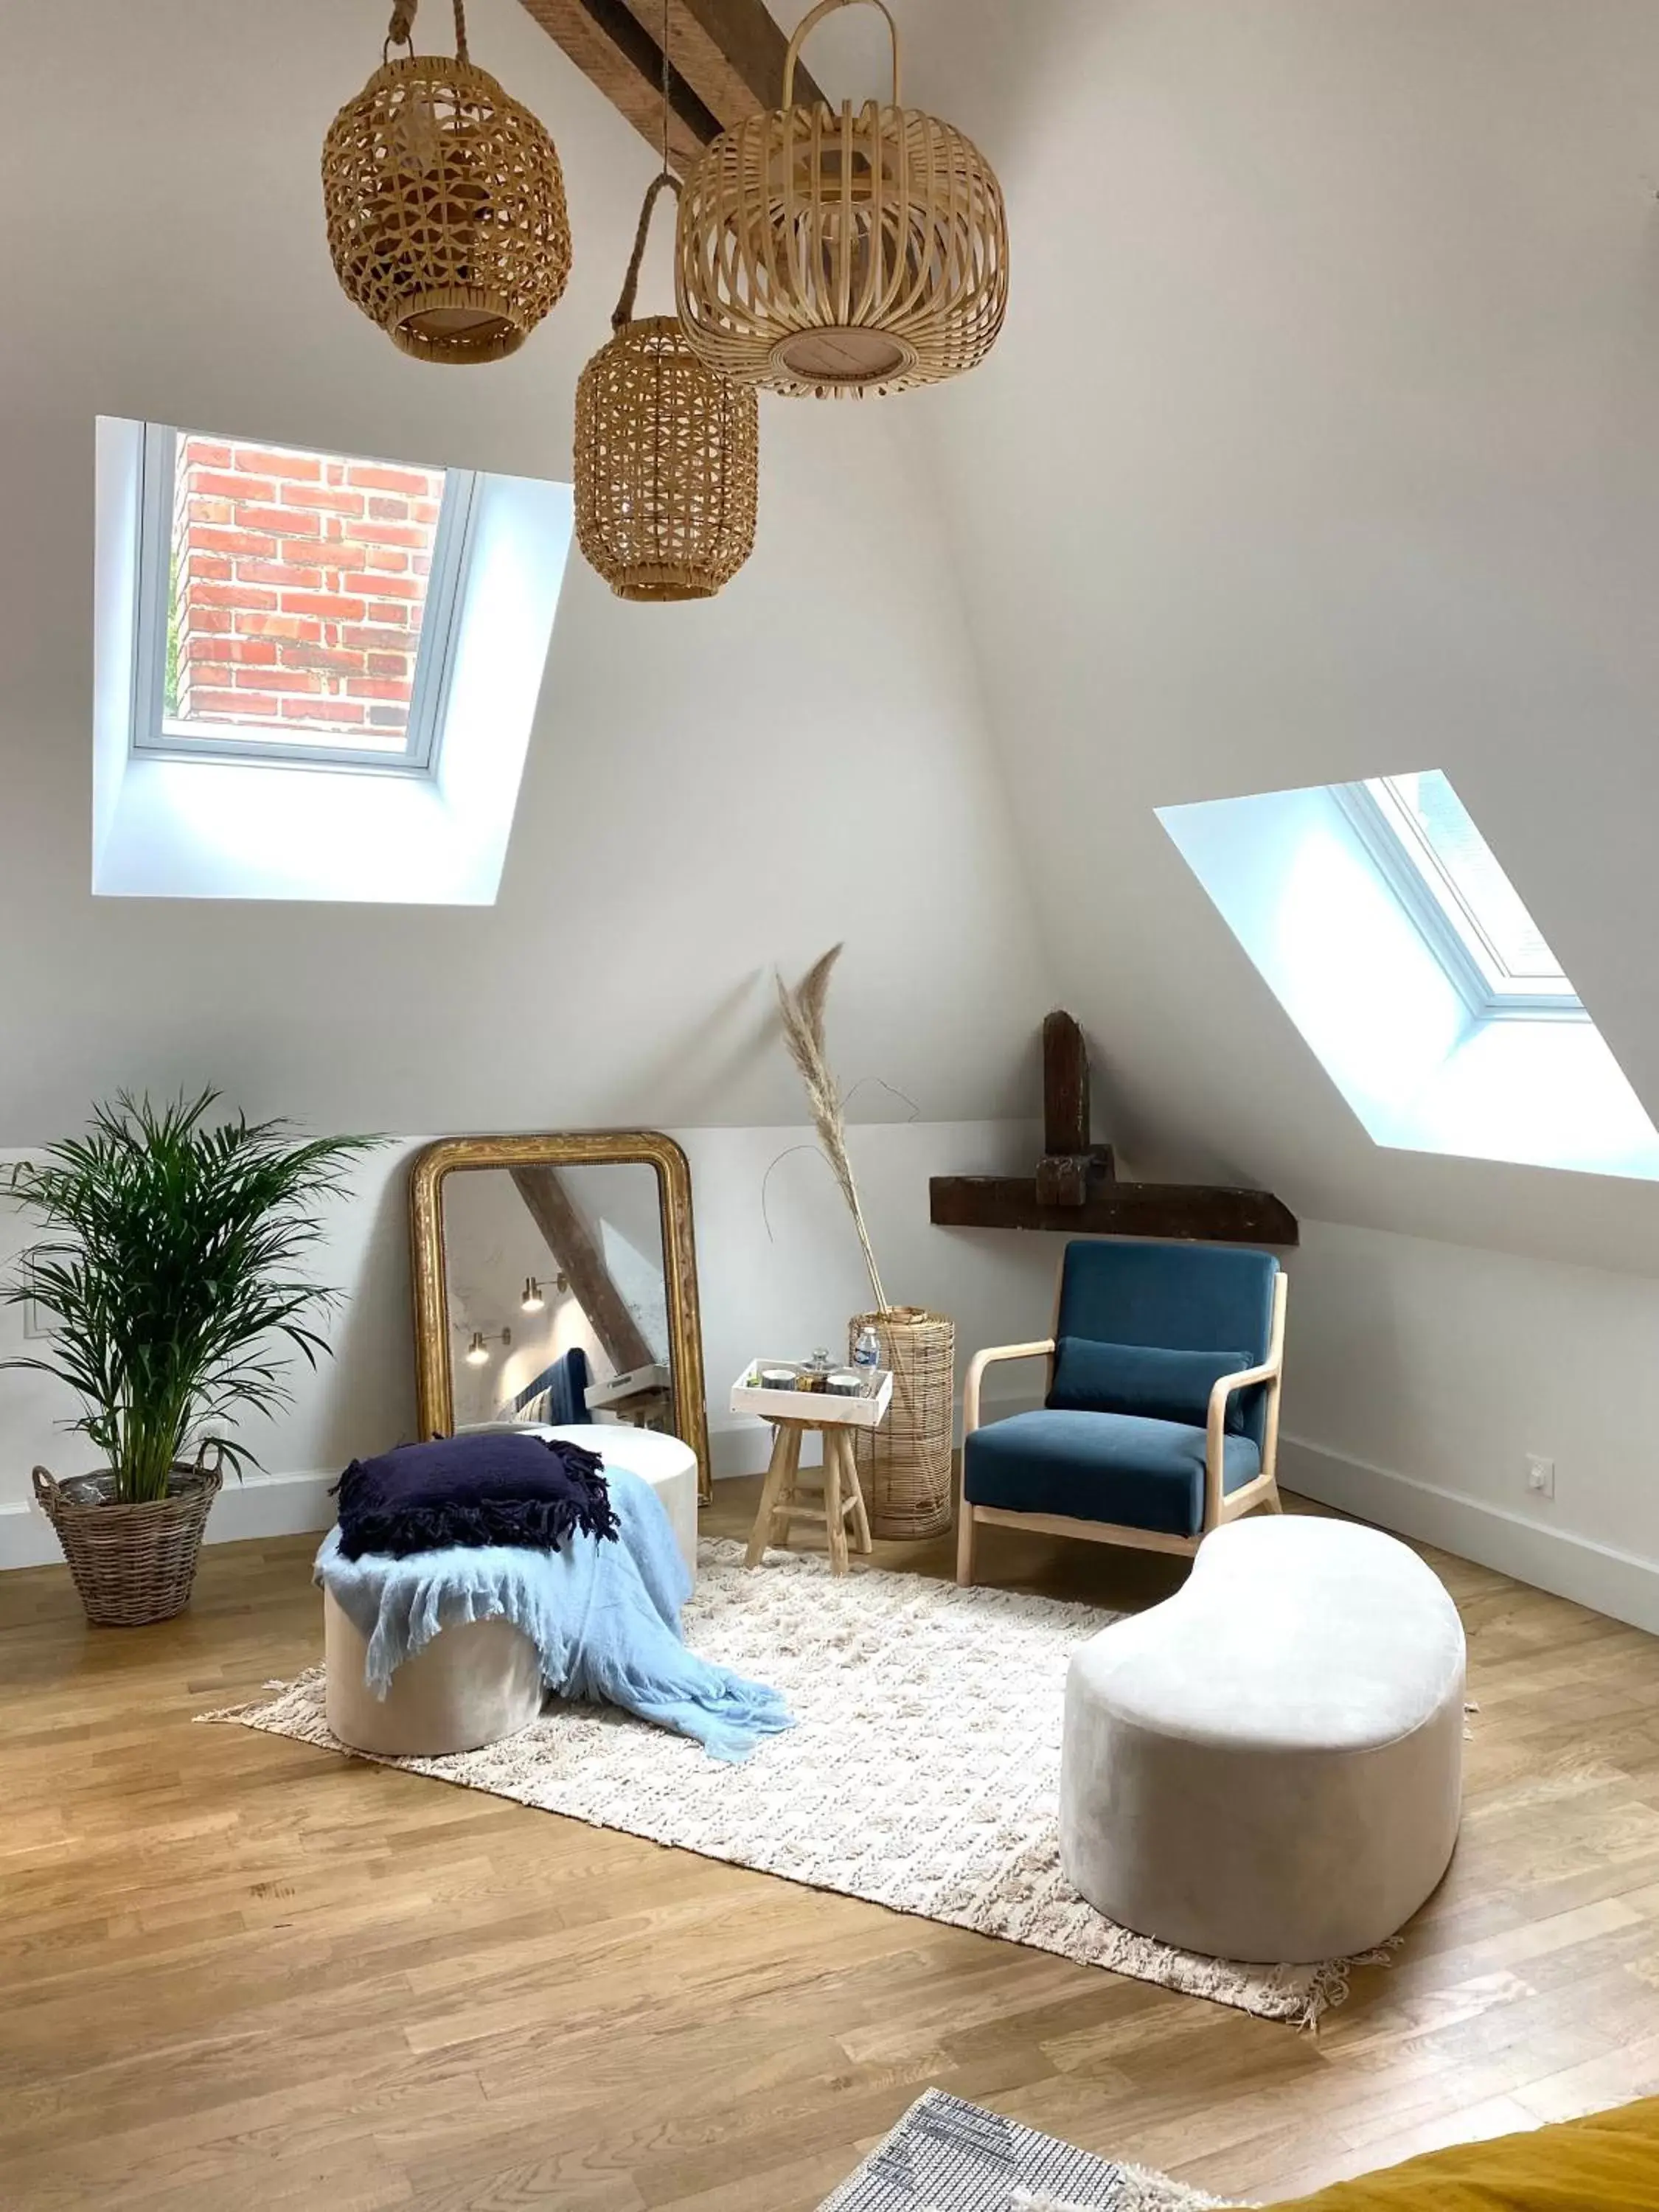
(1256, 2093, 1659, 2209)
(963, 1408, 1262, 1538)
(1047, 1336, 1253, 1433)
(1056, 1241, 1279, 1450)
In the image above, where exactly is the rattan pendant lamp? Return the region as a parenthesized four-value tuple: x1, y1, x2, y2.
(675, 0, 1008, 397)
(323, 0, 572, 364)
(574, 14, 758, 601)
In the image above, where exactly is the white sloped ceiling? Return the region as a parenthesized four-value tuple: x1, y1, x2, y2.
(831, 0, 1659, 1275)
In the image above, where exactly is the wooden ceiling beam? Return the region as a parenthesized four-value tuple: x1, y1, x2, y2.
(509, 1164, 655, 1375)
(615, 0, 827, 125)
(517, 0, 825, 173)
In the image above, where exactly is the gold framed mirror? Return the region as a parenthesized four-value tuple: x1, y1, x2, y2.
(408, 1132, 710, 1500)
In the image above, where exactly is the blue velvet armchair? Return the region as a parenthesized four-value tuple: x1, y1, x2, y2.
(957, 1240, 1287, 1585)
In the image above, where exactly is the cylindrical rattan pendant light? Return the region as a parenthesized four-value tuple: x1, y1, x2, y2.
(574, 14, 758, 602)
(675, 0, 1008, 397)
(323, 0, 571, 365)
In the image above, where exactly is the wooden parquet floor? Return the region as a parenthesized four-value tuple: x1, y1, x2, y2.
(4, 1483, 1659, 2211)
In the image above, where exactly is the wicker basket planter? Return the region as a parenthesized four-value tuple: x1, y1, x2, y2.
(31, 1458, 223, 1627)
(847, 1307, 955, 1539)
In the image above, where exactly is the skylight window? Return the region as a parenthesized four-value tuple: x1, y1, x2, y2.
(94, 416, 574, 902)
(1338, 770, 1579, 1015)
(1158, 772, 1659, 1182)
(132, 425, 476, 772)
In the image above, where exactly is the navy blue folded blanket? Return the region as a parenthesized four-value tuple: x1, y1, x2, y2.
(333, 1432, 619, 1562)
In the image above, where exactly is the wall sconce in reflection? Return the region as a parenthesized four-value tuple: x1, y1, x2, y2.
(462, 1326, 512, 1365)
(521, 1273, 568, 1312)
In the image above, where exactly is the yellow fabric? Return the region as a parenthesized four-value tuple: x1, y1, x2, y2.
(1260, 2098, 1659, 2210)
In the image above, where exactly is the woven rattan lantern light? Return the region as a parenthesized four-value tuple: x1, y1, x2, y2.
(575, 100, 758, 601)
(323, 0, 571, 365)
(675, 0, 1007, 397)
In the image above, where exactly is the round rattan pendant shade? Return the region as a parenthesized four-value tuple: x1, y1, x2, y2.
(675, 0, 1007, 397)
(323, 0, 571, 365)
(575, 177, 758, 602)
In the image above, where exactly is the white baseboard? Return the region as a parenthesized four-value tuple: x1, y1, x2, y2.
(1280, 1434, 1659, 1637)
(0, 1467, 338, 1571)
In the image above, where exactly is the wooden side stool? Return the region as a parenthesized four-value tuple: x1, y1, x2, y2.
(745, 1418, 874, 1573)
(731, 1363, 893, 1575)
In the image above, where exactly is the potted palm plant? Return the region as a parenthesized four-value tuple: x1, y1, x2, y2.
(4, 1090, 378, 1626)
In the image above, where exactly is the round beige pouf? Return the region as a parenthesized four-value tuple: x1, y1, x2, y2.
(324, 1592, 545, 1758)
(1059, 1515, 1466, 1964)
(532, 1422, 700, 1585)
(324, 1422, 703, 1759)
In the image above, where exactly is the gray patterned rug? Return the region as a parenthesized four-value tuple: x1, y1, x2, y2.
(818, 2090, 1233, 2210)
(207, 1539, 1364, 2025)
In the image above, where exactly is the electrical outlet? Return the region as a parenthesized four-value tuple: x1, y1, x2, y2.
(1526, 1453, 1556, 1500)
(20, 1256, 50, 1340)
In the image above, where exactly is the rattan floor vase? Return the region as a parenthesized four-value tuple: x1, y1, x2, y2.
(848, 1307, 955, 1538)
(675, 0, 1009, 397)
(32, 1461, 223, 1627)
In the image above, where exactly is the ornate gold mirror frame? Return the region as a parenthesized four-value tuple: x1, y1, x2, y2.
(408, 1131, 711, 1500)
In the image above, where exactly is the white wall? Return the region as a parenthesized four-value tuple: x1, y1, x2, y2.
(1281, 1220, 1659, 1633)
(863, 0, 1659, 1627)
(13, 0, 1659, 1634)
(0, 0, 1062, 1565)
(0, 1121, 1058, 1565)
(904, 0, 1659, 1267)
(0, 0, 1051, 1145)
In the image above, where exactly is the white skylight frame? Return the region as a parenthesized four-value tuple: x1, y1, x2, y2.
(1335, 772, 1584, 1022)
(93, 415, 574, 905)
(1158, 774, 1659, 1183)
(128, 422, 479, 777)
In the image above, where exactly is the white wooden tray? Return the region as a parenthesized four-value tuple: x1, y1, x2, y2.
(731, 1363, 893, 1428)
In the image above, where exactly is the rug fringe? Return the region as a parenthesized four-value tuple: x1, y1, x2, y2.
(1293, 1932, 1404, 2030)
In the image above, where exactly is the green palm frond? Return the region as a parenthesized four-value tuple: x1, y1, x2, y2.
(1, 1091, 383, 1504)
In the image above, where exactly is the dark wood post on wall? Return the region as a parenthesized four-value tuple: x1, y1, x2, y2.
(929, 1011, 1299, 1245)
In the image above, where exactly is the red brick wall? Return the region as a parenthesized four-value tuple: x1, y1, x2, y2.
(171, 437, 444, 749)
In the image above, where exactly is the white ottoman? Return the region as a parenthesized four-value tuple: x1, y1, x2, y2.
(324, 1423, 702, 1759)
(458, 1421, 700, 1584)
(1059, 1516, 1465, 1964)
(324, 1596, 544, 1757)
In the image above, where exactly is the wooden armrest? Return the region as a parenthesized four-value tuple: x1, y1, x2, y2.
(1203, 1357, 1282, 1520)
(1211, 1358, 1279, 1403)
(963, 1340, 1055, 1436)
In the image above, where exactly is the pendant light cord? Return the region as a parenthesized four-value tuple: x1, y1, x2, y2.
(613, 172, 681, 328)
(382, 0, 467, 64)
(660, 0, 672, 179)
(611, 0, 678, 327)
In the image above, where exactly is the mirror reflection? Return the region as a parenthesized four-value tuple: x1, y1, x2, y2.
(440, 1161, 675, 1439)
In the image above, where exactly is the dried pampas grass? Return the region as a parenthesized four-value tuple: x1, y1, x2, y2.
(776, 945, 887, 1314)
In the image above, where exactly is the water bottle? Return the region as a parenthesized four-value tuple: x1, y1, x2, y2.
(852, 1325, 881, 1379)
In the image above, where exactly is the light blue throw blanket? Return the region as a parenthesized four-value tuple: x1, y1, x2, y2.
(316, 1467, 792, 1764)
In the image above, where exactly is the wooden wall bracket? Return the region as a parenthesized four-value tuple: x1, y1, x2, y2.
(928, 1012, 1298, 1248)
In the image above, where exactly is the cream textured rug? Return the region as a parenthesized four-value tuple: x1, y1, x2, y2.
(210, 1539, 1365, 2025)
(818, 2088, 1234, 2210)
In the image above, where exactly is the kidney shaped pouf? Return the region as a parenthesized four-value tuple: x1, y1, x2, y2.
(324, 1423, 702, 1759)
(1060, 1515, 1465, 1964)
